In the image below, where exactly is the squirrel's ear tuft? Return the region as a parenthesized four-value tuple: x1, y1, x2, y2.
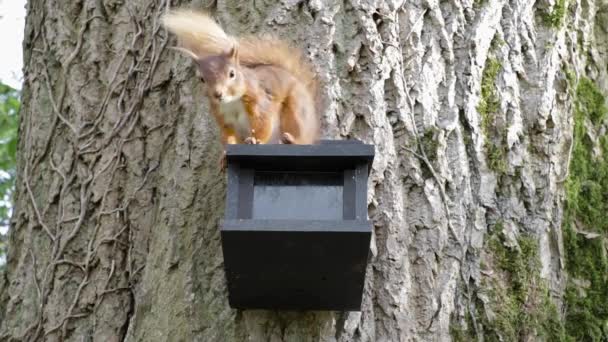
(170, 46, 199, 61)
(228, 45, 239, 63)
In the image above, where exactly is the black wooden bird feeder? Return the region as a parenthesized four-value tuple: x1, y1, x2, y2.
(220, 140, 375, 311)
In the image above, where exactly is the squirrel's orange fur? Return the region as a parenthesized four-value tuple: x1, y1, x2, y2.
(162, 9, 320, 156)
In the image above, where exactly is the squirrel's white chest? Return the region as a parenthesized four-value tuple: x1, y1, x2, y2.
(219, 100, 250, 138)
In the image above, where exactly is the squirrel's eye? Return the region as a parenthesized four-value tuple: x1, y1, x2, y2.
(199, 76, 205, 83)
(229, 70, 235, 79)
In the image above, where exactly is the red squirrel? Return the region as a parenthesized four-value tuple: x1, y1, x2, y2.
(162, 9, 321, 168)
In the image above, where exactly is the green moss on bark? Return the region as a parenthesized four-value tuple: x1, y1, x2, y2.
(421, 128, 439, 161)
(450, 310, 476, 342)
(478, 57, 502, 137)
(487, 143, 508, 175)
(477, 56, 508, 174)
(477, 224, 566, 341)
(563, 77, 608, 340)
(541, 0, 567, 28)
(451, 222, 567, 341)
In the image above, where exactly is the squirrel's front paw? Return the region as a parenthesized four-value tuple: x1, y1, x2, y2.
(244, 137, 259, 144)
(218, 151, 227, 172)
(244, 129, 260, 144)
(281, 132, 295, 144)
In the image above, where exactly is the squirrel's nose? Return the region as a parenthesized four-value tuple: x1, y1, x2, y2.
(213, 91, 223, 100)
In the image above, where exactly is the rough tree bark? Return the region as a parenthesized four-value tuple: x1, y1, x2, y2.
(1, 0, 607, 341)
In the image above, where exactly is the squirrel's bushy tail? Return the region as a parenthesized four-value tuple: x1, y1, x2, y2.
(162, 9, 318, 100)
(162, 9, 235, 59)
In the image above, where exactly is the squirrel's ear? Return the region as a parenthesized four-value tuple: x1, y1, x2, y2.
(228, 45, 239, 63)
(170, 46, 199, 61)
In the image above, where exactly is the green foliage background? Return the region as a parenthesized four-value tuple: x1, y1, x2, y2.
(0, 81, 20, 267)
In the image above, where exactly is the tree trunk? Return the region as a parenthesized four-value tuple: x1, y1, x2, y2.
(1, 0, 607, 341)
